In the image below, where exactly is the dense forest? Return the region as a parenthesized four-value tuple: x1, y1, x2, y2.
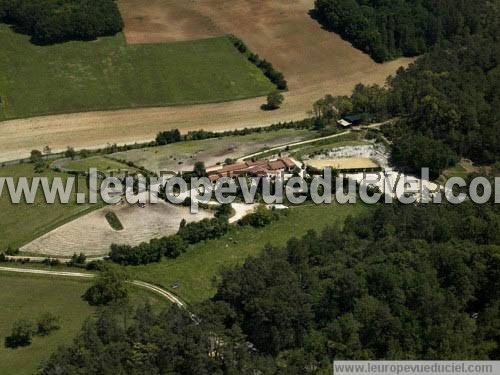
(310, 0, 500, 174)
(0, 0, 123, 44)
(312, 0, 485, 62)
(40, 202, 500, 373)
(386, 23, 500, 171)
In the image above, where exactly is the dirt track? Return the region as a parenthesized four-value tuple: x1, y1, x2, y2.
(0, 266, 186, 307)
(0, 0, 413, 162)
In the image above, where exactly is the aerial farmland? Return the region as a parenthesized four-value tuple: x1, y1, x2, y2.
(0, 0, 498, 373)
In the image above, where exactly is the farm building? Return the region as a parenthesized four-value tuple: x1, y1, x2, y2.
(337, 119, 352, 127)
(305, 158, 381, 173)
(338, 113, 374, 127)
(208, 157, 296, 182)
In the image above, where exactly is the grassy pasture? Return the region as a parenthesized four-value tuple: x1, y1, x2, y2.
(127, 202, 369, 303)
(0, 273, 93, 375)
(0, 24, 274, 120)
(0, 272, 169, 375)
(437, 164, 469, 185)
(109, 128, 317, 172)
(0, 164, 102, 251)
(63, 156, 137, 174)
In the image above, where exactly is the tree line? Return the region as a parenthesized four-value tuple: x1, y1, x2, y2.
(109, 216, 229, 266)
(312, 0, 484, 62)
(109, 204, 284, 266)
(0, 0, 123, 44)
(384, 19, 500, 173)
(155, 119, 313, 147)
(230, 36, 288, 90)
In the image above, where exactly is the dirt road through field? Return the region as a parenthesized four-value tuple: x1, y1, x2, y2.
(0, 266, 186, 307)
(0, 0, 412, 162)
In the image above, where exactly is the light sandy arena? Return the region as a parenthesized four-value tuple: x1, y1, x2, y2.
(20, 202, 212, 257)
(306, 158, 379, 170)
(0, 0, 413, 162)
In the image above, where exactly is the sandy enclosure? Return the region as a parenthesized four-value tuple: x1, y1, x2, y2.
(21, 202, 212, 257)
(0, 0, 413, 161)
(306, 158, 379, 170)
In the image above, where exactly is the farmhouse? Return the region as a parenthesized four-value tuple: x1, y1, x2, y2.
(207, 157, 296, 182)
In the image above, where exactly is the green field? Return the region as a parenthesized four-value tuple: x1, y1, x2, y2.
(110, 128, 317, 173)
(437, 164, 469, 185)
(0, 274, 93, 375)
(0, 272, 169, 375)
(63, 156, 137, 174)
(0, 164, 102, 251)
(127, 202, 368, 303)
(0, 25, 275, 119)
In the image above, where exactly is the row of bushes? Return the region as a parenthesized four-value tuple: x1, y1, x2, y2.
(178, 217, 229, 244)
(184, 119, 313, 141)
(0, 253, 30, 263)
(0, 251, 105, 271)
(230, 36, 288, 90)
(108, 204, 285, 266)
(45, 253, 103, 270)
(157, 119, 314, 146)
(109, 216, 230, 266)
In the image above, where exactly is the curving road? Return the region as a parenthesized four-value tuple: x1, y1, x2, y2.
(0, 266, 186, 308)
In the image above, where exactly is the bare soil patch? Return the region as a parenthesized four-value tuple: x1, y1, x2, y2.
(20, 202, 212, 257)
(119, 0, 412, 93)
(0, 0, 413, 162)
(118, 0, 223, 43)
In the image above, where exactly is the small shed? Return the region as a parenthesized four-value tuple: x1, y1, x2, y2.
(337, 119, 352, 128)
(344, 113, 374, 125)
(344, 114, 364, 125)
